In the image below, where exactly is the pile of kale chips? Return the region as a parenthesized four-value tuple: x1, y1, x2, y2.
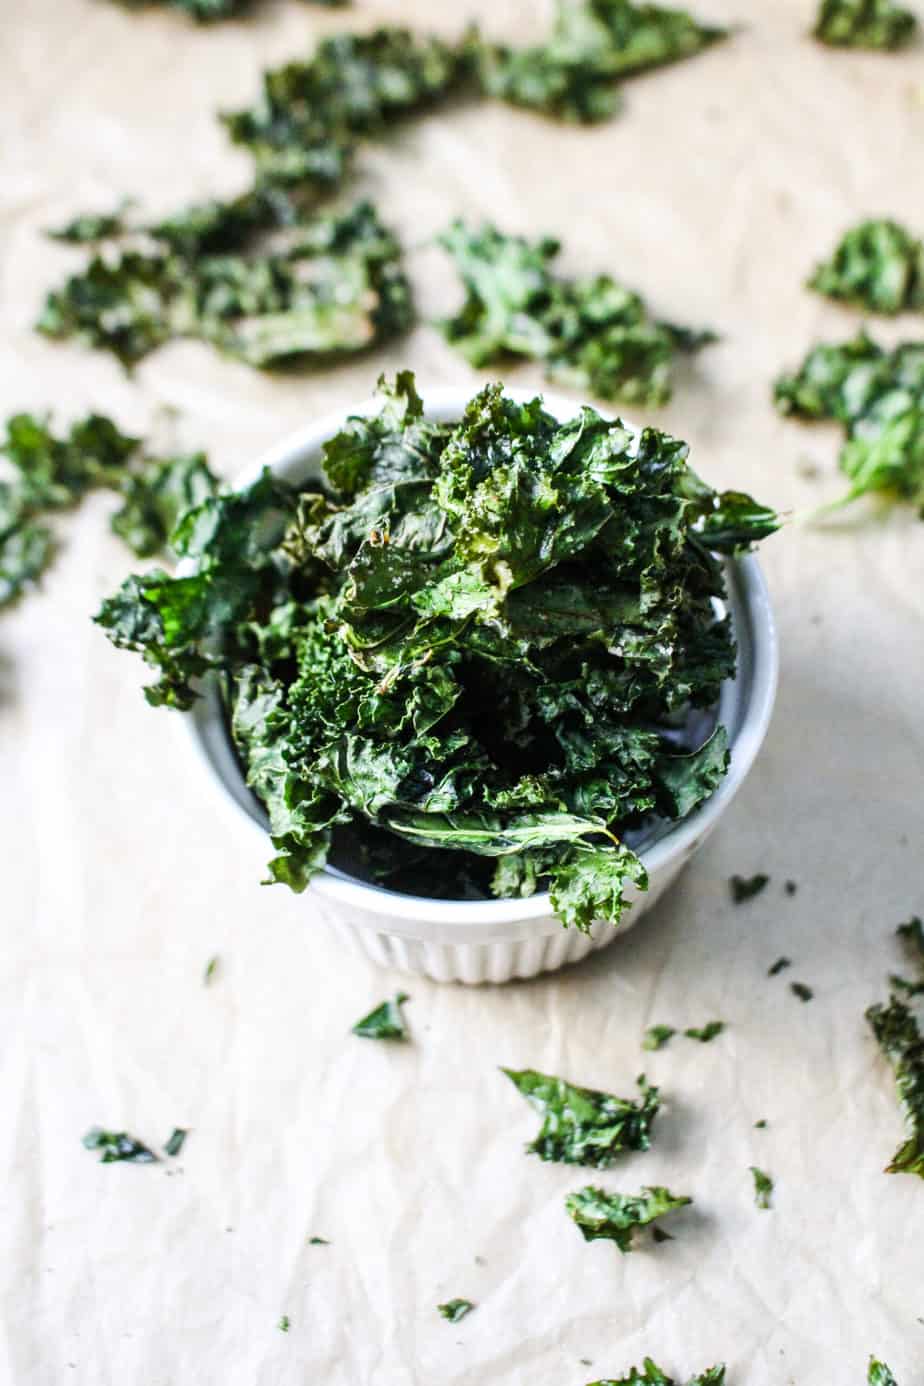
(97, 377, 776, 928)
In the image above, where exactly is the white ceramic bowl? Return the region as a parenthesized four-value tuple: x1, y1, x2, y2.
(183, 387, 778, 984)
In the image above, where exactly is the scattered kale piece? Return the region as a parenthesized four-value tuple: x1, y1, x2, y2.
(768, 956, 791, 976)
(278, 1315, 290, 1332)
(586, 1363, 725, 1386)
(866, 995, 924, 1177)
(0, 520, 54, 608)
(48, 201, 133, 244)
(108, 0, 348, 21)
(897, 916, 924, 962)
(437, 1299, 475, 1323)
(352, 992, 410, 1040)
(203, 955, 220, 985)
(224, 30, 469, 190)
(438, 221, 717, 407)
(308, 1236, 330, 1245)
(163, 1128, 188, 1157)
(685, 1021, 724, 1042)
(82, 1127, 159, 1163)
(813, 0, 916, 49)
(566, 1185, 691, 1252)
(809, 220, 924, 315)
(791, 981, 814, 1002)
(643, 1025, 676, 1051)
(96, 375, 776, 922)
(502, 1069, 659, 1166)
(2, 411, 139, 511)
(868, 1360, 899, 1386)
(39, 196, 412, 372)
(754, 1119, 767, 1128)
(785, 879, 797, 895)
(730, 873, 769, 903)
(473, 0, 727, 124)
(749, 1165, 773, 1209)
(774, 331, 924, 517)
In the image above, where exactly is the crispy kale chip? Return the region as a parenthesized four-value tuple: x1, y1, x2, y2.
(502, 1068, 659, 1165)
(39, 196, 412, 371)
(96, 376, 776, 925)
(437, 1299, 475, 1323)
(587, 1363, 725, 1386)
(749, 1165, 773, 1209)
(813, 0, 916, 49)
(82, 1127, 159, 1163)
(867, 995, 924, 1177)
(566, 1184, 691, 1251)
(474, 0, 727, 123)
(438, 221, 717, 407)
(685, 1021, 724, 1042)
(642, 1024, 676, 1050)
(775, 331, 924, 517)
(352, 992, 410, 1040)
(224, 29, 468, 188)
(809, 220, 924, 315)
(868, 1361, 899, 1386)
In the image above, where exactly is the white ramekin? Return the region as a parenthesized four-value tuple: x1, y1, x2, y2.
(181, 388, 778, 985)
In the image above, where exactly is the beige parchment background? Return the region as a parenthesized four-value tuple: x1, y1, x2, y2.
(2, 1, 924, 1382)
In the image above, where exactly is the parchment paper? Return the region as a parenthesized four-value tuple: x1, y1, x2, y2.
(2, 2, 924, 1382)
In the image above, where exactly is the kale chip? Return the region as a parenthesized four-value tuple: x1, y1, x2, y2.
(437, 1299, 475, 1323)
(774, 331, 924, 517)
(566, 1184, 691, 1251)
(685, 1021, 724, 1042)
(82, 1127, 159, 1163)
(96, 375, 776, 926)
(438, 221, 717, 407)
(749, 1165, 773, 1209)
(502, 1069, 659, 1165)
(813, 0, 917, 48)
(473, 0, 727, 123)
(866, 994, 924, 1177)
(38, 196, 412, 371)
(809, 220, 924, 315)
(352, 992, 410, 1040)
(642, 1024, 676, 1050)
(587, 1364, 725, 1386)
(868, 1361, 899, 1386)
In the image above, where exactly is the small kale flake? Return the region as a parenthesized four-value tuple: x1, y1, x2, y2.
(768, 957, 792, 976)
(749, 1165, 773, 1209)
(308, 1236, 329, 1245)
(82, 1127, 159, 1164)
(474, 0, 727, 124)
(438, 220, 716, 407)
(643, 1025, 677, 1051)
(730, 873, 769, 903)
(809, 220, 924, 315)
(565, 1184, 691, 1252)
(868, 1359, 899, 1386)
(754, 1119, 767, 1128)
(897, 916, 924, 963)
(437, 1298, 475, 1323)
(278, 1315, 290, 1333)
(203, 955, 220, 985)
(585, 1362, 725, 1386)
(163, 1128, 188, 1157)
(867, 995, 924, 1176)
(685, 1021, 724, 1043)
(502, 1068, 659, 1166)
(352, 992, 410, 1040)
(785, 879, 797, 895)
(790, 981, 814, 1003)
(814, 0, 917, 49)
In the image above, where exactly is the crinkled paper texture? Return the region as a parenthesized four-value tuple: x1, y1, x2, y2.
(1, 1, 923, 1382)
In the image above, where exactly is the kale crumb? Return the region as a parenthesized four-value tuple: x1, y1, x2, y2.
(308, 1236, 329, 1245)
(749, 1165, 774, 1209)
(791, 982, 814, 1003)
(437, 1299, 475, 1323)
(685, 1021, 725, 1043)
(785, 880, 798, 895)
(82, 1128, 158, 1164)
(642, 1024, 676, 1051)
(352, 992, 410, 1040)
(868, 1358, 899, 1386)
(163, 1128, 188, 1157)
(768, 957, 792, 977)
(203, 955, 220, 985)
(754, 1119, 768, 1129)
(278, 1316, 290, 1333)
(730, 873, 769, 903)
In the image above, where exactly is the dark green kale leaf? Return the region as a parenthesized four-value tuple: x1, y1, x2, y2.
(39, 197, 412, 370)
(809, 220, 924, 314)
(111, 452, 220, 557)
(278, 1315, 290, 1332)
(586, 1364, 725, 1386)
(97, 376, 776, 926)
(0, 518, 54, 608)
(437, 221, 717, 407)
(730, 873, 769, 903)
(813, 0, 916, 49)
(790, 982, 814, 1003)
(47, 201, 132, 244)
(502, 1068, 659, 1166)
(163, 1128, 188, 1157)
(308, 1236, 330, 1245)
(223, 29, 468, 188)
(437, 1299, 475, 1323)
(749, 1165, 773, 1209)
(2, 412, 139, 510)
(868, 1360, 899, 1386)
(774, 331, 924, 517)
(642, 1025, 676, 1051)
(352, 992, 410, 1040)
(897, 916, 924, 963)
(82, 1127, 159, 1163)
(684, 1021, 724, 1042)
(566, 1184, 691, 1252)
(768, 956, 791, 976)
(866, 995, 924, 1176)
(474, 0, 727, 124)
